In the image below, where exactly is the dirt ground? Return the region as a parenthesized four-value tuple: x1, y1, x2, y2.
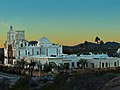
(101, 76, 120, 90)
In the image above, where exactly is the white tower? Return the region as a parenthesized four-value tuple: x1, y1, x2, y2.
(7, 25, 15, 45)
(4, 26, 26, 65)
(4, 26, 15, 65)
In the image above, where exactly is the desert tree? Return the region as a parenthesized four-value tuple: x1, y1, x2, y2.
(95, 36, 100, 44)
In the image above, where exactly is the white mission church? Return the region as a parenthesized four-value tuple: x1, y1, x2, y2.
(4, 26, 120, 69)
(4, 26, 79, 68)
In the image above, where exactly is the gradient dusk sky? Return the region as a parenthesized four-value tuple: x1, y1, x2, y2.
(0, 0, 120, 47)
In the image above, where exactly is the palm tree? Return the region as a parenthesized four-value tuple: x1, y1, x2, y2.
(95, 36, 100, 44)
(79, 59, 87, 69)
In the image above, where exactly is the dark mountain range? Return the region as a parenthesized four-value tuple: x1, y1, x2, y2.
(63, 41, 120, 57)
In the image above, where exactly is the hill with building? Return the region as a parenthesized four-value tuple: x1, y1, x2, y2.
(63, 41, 120, 57)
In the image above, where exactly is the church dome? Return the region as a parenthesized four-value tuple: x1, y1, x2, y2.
(39, 37, 52, 44)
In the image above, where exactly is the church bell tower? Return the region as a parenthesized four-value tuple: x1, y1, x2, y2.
(7, 26, 15, 64)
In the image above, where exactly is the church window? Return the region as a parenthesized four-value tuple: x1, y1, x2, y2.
(86, 63, 88, 67)
(102, 63, 104, 67)
(37, 51, 39, 55)
(114, 62, 116, 67)
(72, 62, 74, 67)
(21, 43, 23, 47)
(77, 62, 79, 67)
(25, 42, 26, 46)
(28, 52, 30, 55)
(106, 62, 108, 67)
(91, 63, 94, 68)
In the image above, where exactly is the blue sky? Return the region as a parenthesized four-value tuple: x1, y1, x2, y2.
(0, 0, 120, 47)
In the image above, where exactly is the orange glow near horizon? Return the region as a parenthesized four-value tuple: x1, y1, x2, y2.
(1, 32, 120, 48)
